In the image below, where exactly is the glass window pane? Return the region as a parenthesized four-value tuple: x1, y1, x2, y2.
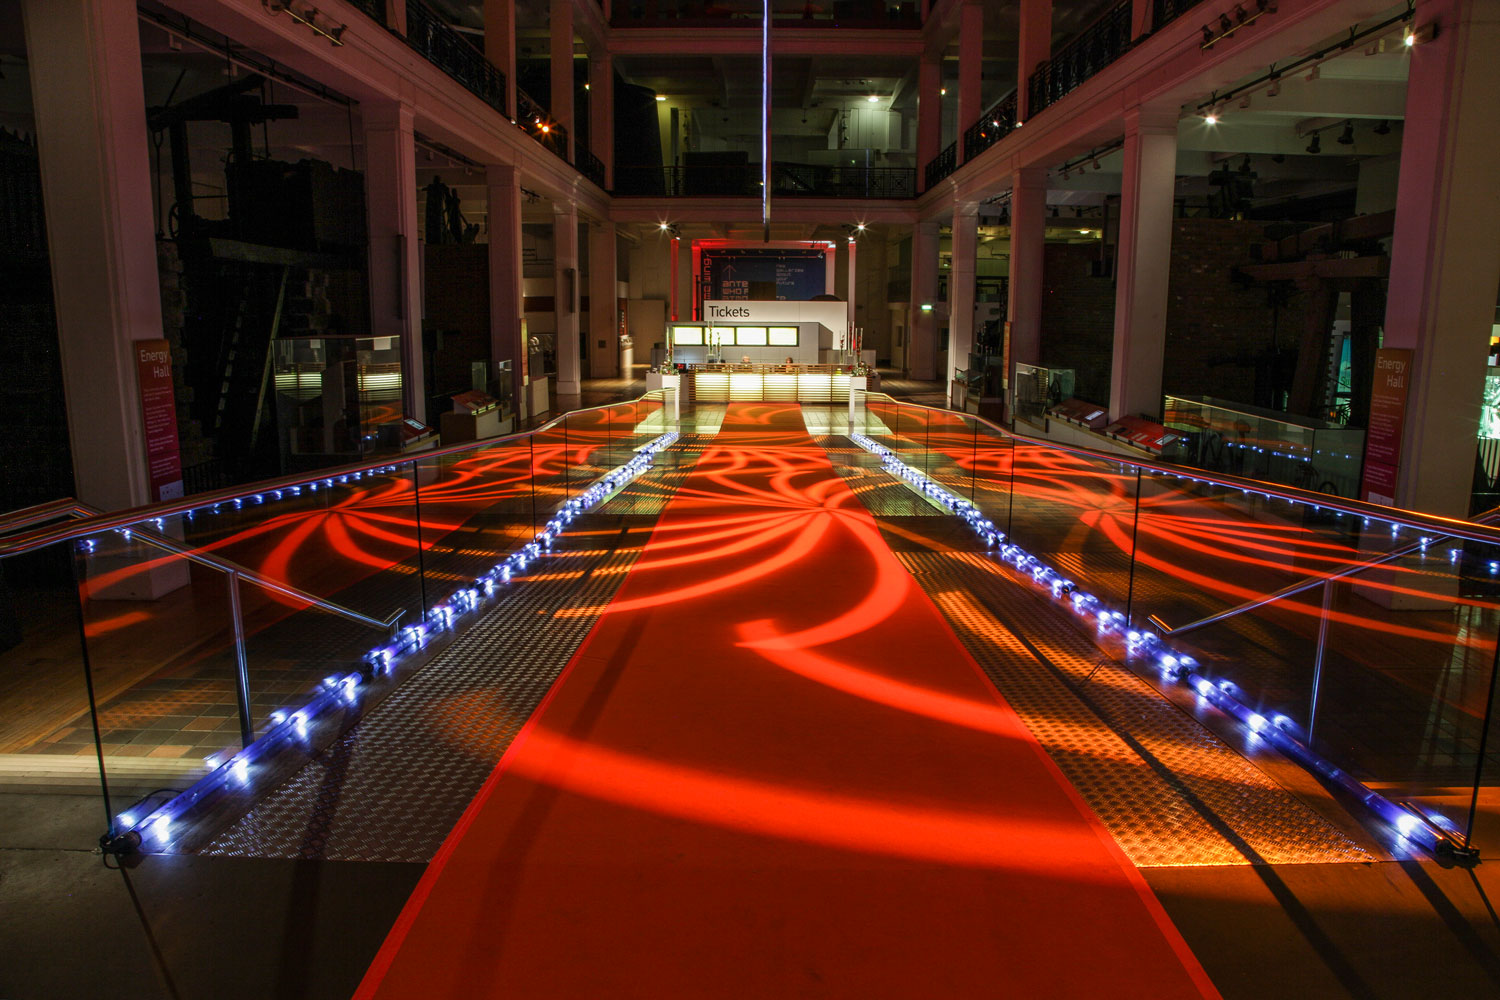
(672, 326, 703, 345)
(768, 326, 798, 346)
(735, 327, 768, 346)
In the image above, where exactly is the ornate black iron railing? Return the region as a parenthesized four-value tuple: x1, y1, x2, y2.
(610, 0, 921, 30)
(923, 141, 957, 189)
(516, 87, 571, 162)
(578, 148, 607, 189)
(1151, 0, 1204, 32)
(404, 0, 507, 117)
(1026, 0, 1132, 117)
(612, 162, 915, 198)
(962, 90, 1018, 162)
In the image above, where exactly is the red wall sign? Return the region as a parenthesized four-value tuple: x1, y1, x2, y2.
(1359, 347, 1413, 506)
(134, 339, 184, 502)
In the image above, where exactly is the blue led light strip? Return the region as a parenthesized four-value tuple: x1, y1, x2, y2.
(110, 432, 680, 853)
(849, 432, 1472, 861)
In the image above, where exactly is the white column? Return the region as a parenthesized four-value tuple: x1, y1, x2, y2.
(487, 165, 525, 411)
(588, 50, 614, 188)
(846, 237, 858, 354)
(22, 0, 161, 511)
(956, 2, 983, 166)
(554, 202, 582, 396)
(948, 206, 978, 406)
(1108, 108, 1178, 421)
(909, 221, 940, 379)
(363, 102, 425, 422)
(1384, 0, 1500, 516)
(550, 0, 576, 163)
(1017, 0, 1052, 123)
(588, 221, 620, 377)
(917, 54, 941, 191)
(483, 0, 518, 121)
(1006, 168, 1046, 416)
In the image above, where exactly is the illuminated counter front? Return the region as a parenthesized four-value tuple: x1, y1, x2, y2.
(689, 365, 854, 403)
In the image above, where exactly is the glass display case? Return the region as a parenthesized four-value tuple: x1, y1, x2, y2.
(272, 336, 404, 467)
(1012, 363, 1077, 424)
(1161, 394, 1365, 498)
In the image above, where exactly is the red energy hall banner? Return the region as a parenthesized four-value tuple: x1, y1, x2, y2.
(134, 339, 184, 502)
(1360, 347, 1413, 506)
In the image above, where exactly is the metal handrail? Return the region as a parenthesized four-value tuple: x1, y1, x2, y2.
(0, 393, 665, 558)
(855, 389, 1500, 548)
(0, 499, 402, 634)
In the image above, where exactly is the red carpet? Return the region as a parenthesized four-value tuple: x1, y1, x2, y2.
(356, 402, 1220, 999)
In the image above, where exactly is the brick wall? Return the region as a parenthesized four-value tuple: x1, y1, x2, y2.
(1163, 219, 1293, 407)
(1039, 242, 1115, 406)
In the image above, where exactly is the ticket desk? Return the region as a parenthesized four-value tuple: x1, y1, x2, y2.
(683, 363, 858, 403)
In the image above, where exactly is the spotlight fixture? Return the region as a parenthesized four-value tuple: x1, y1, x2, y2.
(1239, 94, 1252, 108)
(867, 95, 880, 103)
(1306, 133, 1321, 154)
(1203, 111, 1219, 125)
(1337, 121, 1355, 145)
(655, 94, 667, 102)
(1373, 119, 1392, 135)
(940, 87, 947, 96)
(1266, 77, 1281, 97)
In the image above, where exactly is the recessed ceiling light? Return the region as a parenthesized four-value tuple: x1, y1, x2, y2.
(867, 95, 880, 103)
(655, 95, 667, 102)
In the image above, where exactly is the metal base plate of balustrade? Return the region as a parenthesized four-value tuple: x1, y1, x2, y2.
(827, 439, 1381, 868)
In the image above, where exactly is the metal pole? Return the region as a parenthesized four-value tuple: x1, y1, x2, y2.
(1464, 626, 1500, 850)
(1124, 466, 1143, 627)
(1307, 577, 1336, 743)
(761, 0, 771, 239)
(225, 571, 254, 747)
(68, 547, 118, 838)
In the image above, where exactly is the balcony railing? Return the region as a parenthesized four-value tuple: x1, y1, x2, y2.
(1026, 0, 1132, 118)
(613, 162, 915, 198)
(923, 141, 957, 189)
(578, 148, 607, 190)
(611, 0, 920, 29)
(962, 90, 1018, 163)
(1151, 0, 1204, 32)
(405, 0, 507, 117)
(516, 87, 570, 163)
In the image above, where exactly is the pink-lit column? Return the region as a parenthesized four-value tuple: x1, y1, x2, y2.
(483, 0, 518, 121)
(1384, 0, 1500, 516)
(589, 50, 615, 188)
(1017, 0, 1051, 123)
(955, 2, 983, 166)
(21, 0, 158, 511)
(363, 101, 425, 423)
(846, 237, 858, 354)
(1108, 108, 1178, 421)
(487, 164, 526, 412)
(1005, 168, 1047, 418)
(916, 54, 941, 192)
(909, 221, 940, 379)
(1130, 0, 1152, 39)
(588, 221, 620, 377)
(948, 206, 978, 406)
(554, 202, 582, 396)
(551, 0, 576, 163)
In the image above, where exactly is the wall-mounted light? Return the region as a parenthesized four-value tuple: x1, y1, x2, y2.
(655, 94, 667, 102)
(866, 95, 881, 103)
(1337, 121, 1355, 145)
(920, 303, 933, 312)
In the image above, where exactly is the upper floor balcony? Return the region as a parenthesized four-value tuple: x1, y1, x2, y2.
(611, 0, 921, 30)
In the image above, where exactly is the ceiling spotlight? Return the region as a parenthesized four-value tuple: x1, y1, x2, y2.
(1404, 29, 1416, 46)
(1306, 133, 1321, 154)
(658, 222, 670, 231)
(1204, 111, 1219, 125)
(1266, 78, 1281, 97)
(1373, 119, 1392, 135)
(940, 87, 947, 96)
(1201, 25, 1214, 45)
(1337, 121, 1355, 145)
(867, 95, 880, 103)
(655, 94, 667, 102)
(1092, 159, 1101, 171)
(855, 223, 867, 231)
